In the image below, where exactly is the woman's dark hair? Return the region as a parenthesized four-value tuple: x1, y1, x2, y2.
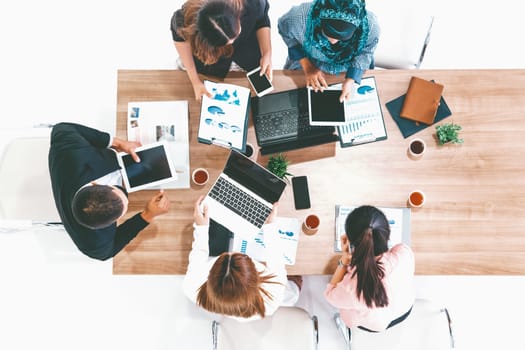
(197, 1, 240, 46)
(196, 252, 277, 318)
(178, 0, 242, 65)
(72, 185, 125, 229)
(345, 205, 390, 308)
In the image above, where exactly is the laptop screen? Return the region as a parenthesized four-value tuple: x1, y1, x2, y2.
(253, 88, 307, 115)
(223, 151, 286, 203)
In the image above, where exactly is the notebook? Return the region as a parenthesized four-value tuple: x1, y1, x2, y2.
(117, 141, 178, 192)
(202, 150, 287, 237)
(386, 93, 452, 138)
(251, 88, 339, 155)
(400, 76, 444, 125)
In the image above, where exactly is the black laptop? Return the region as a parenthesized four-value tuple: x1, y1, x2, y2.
(251, 88, 340, 155)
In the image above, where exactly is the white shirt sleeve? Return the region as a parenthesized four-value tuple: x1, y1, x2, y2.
(182, 224, 213, 304)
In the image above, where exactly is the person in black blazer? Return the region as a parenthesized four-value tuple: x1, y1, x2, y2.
(48, 122, 170, 260)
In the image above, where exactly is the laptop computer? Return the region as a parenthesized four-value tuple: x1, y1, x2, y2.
(202, 150, 287, 237)
(251, 88, 340, 155)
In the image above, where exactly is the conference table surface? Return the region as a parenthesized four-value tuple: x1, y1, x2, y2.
(113, 69, 525, 275)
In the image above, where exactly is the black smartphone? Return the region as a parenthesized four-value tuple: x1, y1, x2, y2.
(292, 176, 311, 210)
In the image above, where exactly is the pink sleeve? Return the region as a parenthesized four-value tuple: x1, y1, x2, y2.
(324, 274, 357, 309)
(383, 243, 414, 274)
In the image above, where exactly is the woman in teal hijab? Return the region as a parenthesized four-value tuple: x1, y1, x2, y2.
(278, 0, 379, 101)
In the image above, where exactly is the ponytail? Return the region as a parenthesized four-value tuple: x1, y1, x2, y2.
(345, 206, 391, 308)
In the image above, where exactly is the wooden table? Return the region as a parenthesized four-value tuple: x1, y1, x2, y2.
(113, 69, 525, 275)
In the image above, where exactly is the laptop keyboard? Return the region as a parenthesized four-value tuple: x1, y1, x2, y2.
(255, 109, 319, 142)
(209, 177, 271, 228)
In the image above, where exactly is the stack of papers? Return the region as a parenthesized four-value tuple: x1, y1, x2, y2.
(126, 100, 190, 189)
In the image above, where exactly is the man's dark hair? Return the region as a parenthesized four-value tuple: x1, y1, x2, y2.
(72, 185, 125, 229)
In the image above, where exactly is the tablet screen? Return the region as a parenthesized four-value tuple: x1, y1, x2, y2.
(309, 89, 346, 125)
(119, 142, 176, 191)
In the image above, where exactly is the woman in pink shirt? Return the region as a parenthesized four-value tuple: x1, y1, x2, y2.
(325, 205, 415, 333)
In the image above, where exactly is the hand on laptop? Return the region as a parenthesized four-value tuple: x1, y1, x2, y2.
(300, 58, 327, 92)
(141, 190, 170, 222)
(193, 195, 209, 226)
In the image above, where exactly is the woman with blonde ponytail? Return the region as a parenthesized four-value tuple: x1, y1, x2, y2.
(325, 205, 415, 332)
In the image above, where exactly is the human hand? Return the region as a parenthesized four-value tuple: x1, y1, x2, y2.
(300, 58, 327, 92)
(340, 235, 352, 265)
(141, 190, 170, 222)
(266, 202, 279, 224)
(259, 54, 273, 82)
(193, 195, 209, 226)
(112, 138, 142, 162)
(193, 80, 212, 102)
(339, 78, 355, 102)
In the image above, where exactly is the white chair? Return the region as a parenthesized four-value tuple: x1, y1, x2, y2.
(367, 0, 434, 69)
(212, 306, 319, 350)
(335, 299, 455, 350)
(0, 134, 60, 223)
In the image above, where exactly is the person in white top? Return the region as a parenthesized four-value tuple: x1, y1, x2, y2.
(183, 196, 300, 322)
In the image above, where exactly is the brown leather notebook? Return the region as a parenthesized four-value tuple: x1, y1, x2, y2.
(400, 76, 444, 125)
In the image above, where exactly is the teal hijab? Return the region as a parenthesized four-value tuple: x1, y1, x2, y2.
(304, 0, 369, 74)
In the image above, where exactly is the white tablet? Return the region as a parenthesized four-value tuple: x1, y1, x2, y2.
(246, 67, 274, 97)
(117, 141, 177, 192)
(308, 87, 347, 126)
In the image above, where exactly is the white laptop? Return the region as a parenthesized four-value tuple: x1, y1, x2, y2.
(117, 141, 178, 192)
(203, 150, 287, 237)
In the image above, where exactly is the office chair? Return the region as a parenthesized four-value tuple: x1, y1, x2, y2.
(0, 135, 60, 223)
(212, 306, 319, 350)
(334, 299, 455, 350)
(367, 0, 434, 69)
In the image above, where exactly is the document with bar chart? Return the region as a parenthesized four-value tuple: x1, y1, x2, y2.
(337, 76, 387, 147)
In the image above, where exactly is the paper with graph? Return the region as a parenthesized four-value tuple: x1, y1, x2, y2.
(231, 217, 300, 265)
(336, 76, 387, 147)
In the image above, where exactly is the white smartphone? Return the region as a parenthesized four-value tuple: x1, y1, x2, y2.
(246, 67, 274, 97)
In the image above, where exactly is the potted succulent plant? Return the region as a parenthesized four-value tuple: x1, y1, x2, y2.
(435, 122, 464, 145)
(267, 153, 292, 181)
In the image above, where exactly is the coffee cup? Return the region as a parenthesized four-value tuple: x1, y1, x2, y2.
(408, 190, 426, 208)
(242, 143, 255, 159)
(408, 138, 426, 159)
(302, 214, 320, 235)
(192, 168, 209, 186)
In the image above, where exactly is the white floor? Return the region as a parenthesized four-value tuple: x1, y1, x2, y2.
(1, 1, 524, 349)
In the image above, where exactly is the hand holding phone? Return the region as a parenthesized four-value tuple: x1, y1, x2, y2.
(292, 176, 311, 210)
(246, 67, 274, 97)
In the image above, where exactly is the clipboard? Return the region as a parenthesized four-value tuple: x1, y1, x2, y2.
(197, 80, 251, 153)
(336, 76, 388, 147)
(335, 205, 411, 252)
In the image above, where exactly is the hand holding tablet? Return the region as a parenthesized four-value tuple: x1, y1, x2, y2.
(117, 141, 178, 192)
(308, 87, 347, 126)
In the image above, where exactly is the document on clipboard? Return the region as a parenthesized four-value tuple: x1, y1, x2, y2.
(197, 80, 251, 152)
(336, 76, 387, 147)
(335, 205, 411, 252)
